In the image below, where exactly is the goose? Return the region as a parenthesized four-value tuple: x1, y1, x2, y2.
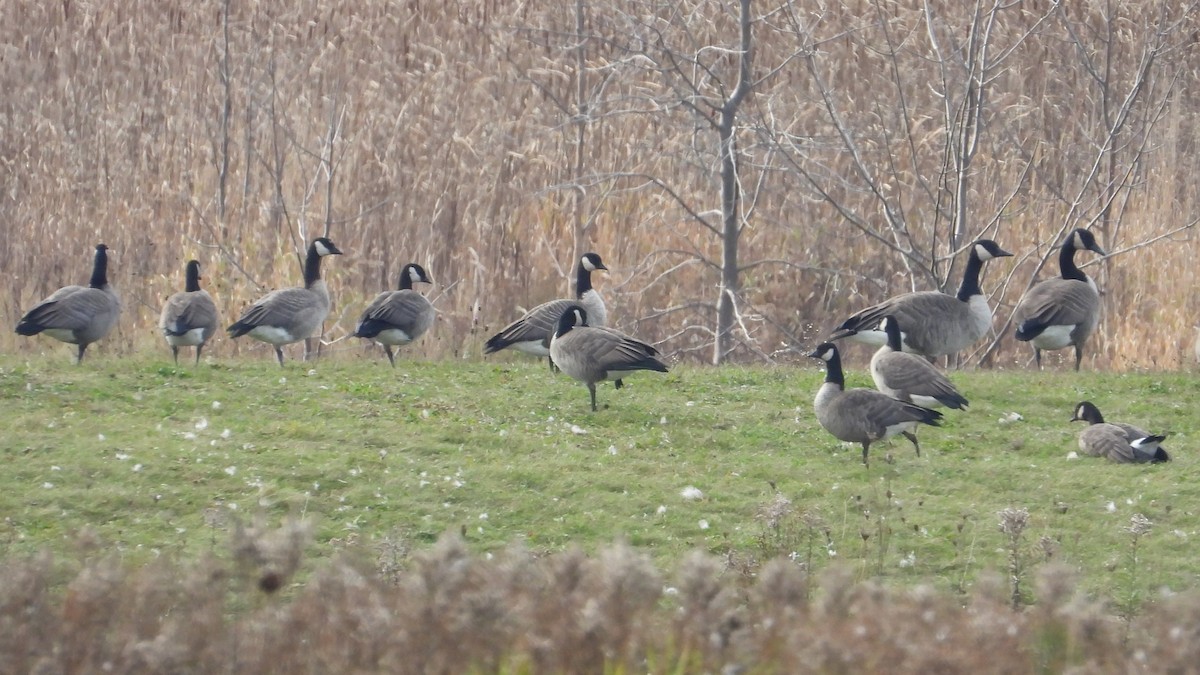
(352, 262, 436, 366)
(16, 243, 121, 364)
(549, 304, 668, 412)
(227, 237, 343, 366)
(870, 316, 968, 410)
(830, 239, 1012, 357)
(483, 252, 609, 369)
(159, 260, 219, 365)
(1070, 401, 1169, 464)
(1012, 228, 1106, 370)
(808, 342, 943, 467)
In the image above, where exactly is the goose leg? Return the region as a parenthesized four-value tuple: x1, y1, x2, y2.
(588, 383, 598, 412)
(902, 430, 921, 457)
(1033, 347, 1042, 370)
(274, 346, 285, 367)
(861, 442, 871, 468)
(194, 345, 203, 366)
(615, 378, 624, 389)
(75, 344, 87, 365)
(1073, 344, 1083, 372)
(385, 346, 396, 368)
(171, 345, 180, 366)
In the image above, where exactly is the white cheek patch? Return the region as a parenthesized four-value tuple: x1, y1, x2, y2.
(409, 268, 422, 284)
(975, 243, 991, 260)
(582, 257, 596, 272)
(314, 240, 331, 256)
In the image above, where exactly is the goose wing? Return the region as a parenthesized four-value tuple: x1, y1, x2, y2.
(834, 292, 962, 336)
(484, 298, 575, 351)
(232, 287, 326, 330)
(831, 389, 942, 440)
(20, 286, 118, 332)
(161, 290, 218, 334)
(873, 351, 967, 407)
(1014, 279, 1099, 332)
(1078, 424, 1132, 460)
(361, 291, 434, 330)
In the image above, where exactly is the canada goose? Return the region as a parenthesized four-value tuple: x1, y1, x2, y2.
(1013, 228, 1106, 370)
(1070, 401, 1169, 463)
(16, 243, 121, 364)
(227, 237, 343, 366)
(870, 316, 968, 410)
(352, 262, 435, 366)
(808, 342, 943, 467)
(549, 304, 668, 412)
(159, 260, 219, 366)
(483, 252, 609, 369)
(830, 240, 1012, 357)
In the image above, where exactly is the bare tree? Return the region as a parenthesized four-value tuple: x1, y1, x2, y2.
(571, 0, 799, 364)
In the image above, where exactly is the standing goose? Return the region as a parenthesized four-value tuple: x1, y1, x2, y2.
(159, 260, 219, 366)
(1012, 228, 1106, 370)
(808, 342, 943, 467)
(1070, 401, 1169, 464)
(830, 240, 1012, 357)
(352, 262, 436, 367)
(870, 316, 968, 410)
(16, 243, 121, 364)
(549, 304, 668, 412)
(483, 252, 609, 369)
(227, 237, 343, 366)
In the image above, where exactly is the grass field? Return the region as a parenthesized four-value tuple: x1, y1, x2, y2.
(3, 346, 1197, 608)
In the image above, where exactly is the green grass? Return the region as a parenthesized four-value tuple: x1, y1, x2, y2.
(1, 349, 1197, 606)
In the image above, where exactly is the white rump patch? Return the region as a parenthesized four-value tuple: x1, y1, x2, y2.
(1031, 325, 1075, 350)
(375, 328, 414, 346)
(512, 341, 551, 357)
(247, 325, 299, 346)
(165, 328, 207, 347)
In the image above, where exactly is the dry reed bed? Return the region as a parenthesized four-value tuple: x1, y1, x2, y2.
(2, 530, 1199, 674)
(1, 1, 1197, 369)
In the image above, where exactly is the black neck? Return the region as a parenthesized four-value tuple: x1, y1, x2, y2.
(398, 265, 413, 291)
(1058, 241, 1087, 282)
(574, 263, 593, 298)
(90, 248, 109, 289)
(555, 314, 577, 339)
(303, 245, 323, 287)
(823, 350, 845, 388)
(955, 249, 985, 301)
(185, 262, 201, 292)
(884, 320, 903, 351)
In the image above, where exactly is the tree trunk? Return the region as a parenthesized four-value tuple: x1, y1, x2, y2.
(713, 116, 740, 365)
(711, 0, 753, 365)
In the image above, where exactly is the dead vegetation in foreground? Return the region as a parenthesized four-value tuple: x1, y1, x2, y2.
(3, 526, 1199, 674)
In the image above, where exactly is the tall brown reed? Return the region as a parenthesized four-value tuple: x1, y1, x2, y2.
(1, 1, 1196, 369)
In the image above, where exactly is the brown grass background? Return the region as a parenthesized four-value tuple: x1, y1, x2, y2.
(2, 0, 1197, 369)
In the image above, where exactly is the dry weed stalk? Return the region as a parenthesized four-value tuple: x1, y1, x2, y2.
(4, 530, 1200, 672)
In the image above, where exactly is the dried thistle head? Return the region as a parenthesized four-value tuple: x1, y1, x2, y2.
(756, 493, 793, 530)
(997, 507, 1030, 540)
(1127, 513, 1153, 538)
(230, 513, 313, 594)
